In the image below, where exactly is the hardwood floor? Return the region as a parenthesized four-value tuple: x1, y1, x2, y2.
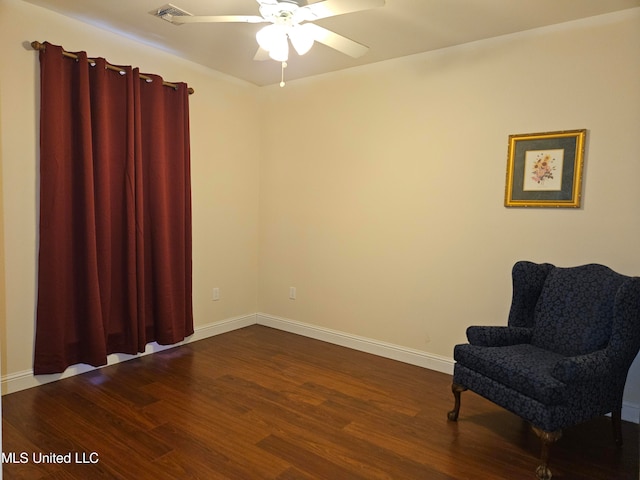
(2, 325, 638, 479)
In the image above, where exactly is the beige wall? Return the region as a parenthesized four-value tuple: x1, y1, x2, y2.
(1, 0, 639, 417)
(0, 0, 261, 379)
(258, 10, 640, 410)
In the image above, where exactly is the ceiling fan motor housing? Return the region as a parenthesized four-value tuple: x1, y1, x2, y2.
(260, 1, 305, 26)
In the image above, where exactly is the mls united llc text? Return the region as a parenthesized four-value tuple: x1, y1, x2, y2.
(2, 451, 99, 464)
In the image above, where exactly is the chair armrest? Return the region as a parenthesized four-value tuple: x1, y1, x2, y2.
(466, 326, 533, 347)
(551, 350, 613, 383)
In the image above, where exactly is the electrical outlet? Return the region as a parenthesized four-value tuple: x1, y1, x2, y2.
(212, 287, 220, 301)
(289, 287, 296, 300)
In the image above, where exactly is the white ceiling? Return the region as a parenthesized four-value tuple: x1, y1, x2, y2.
(24, 0, 640, 86)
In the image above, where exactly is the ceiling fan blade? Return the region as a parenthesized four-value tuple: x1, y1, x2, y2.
(167, 14, 267, 24)
(253, 47, 271, 61)
(301, 0, 384, 21)
(305, 23, 369, 58)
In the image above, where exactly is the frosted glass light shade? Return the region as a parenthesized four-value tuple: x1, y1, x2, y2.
(289, 24, 314, 56)
(256, 24, 290, 61)
(256, 24, 280, 50)
(268, 37, 289, 61)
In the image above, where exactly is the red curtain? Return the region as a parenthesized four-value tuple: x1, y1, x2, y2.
(34, 42, 193, 374)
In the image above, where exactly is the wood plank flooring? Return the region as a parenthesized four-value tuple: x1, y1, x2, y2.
(2, 325, 638, 479)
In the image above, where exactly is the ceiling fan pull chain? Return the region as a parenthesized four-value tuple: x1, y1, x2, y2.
(280, 61, 287, 88)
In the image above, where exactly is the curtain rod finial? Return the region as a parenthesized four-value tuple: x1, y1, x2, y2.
(31, 41, 45, 51)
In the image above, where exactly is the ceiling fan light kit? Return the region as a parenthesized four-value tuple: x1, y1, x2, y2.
(257, 23, 316, 61)
(153, 0, 385, 85)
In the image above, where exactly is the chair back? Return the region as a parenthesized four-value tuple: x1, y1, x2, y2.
(530, 264, 628, 356)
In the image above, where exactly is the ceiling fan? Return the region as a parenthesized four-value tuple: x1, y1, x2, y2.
(155, 0, 385, 63)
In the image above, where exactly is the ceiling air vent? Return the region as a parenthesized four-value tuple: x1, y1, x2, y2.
(151, 3, 193, 24)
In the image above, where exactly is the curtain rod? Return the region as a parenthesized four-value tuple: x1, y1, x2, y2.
(31, 41, 194, 95)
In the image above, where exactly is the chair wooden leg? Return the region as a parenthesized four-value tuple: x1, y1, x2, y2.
(447, 383, 467, 421)
(612, 408, 623, 447)
(532, 426, 562, 480)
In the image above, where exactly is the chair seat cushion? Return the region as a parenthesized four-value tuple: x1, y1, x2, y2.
(454, 343, 567, 405)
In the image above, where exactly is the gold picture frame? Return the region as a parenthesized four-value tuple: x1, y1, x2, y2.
(504, 129, 586, 208)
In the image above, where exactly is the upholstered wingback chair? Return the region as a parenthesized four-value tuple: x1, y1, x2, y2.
(448, 261, 640, 480)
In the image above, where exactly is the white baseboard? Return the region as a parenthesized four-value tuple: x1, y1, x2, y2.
(0, 313, 257, 395)
(256, 312, 454, 375)
(2, 311, 638, 424)
(621, 403, 639, 424)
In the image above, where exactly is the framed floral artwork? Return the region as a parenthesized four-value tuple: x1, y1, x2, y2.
(504, 129, 586, 208)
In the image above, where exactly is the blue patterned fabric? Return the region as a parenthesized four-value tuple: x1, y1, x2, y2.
(530, 265, 625, 356)
(466, 326, 533, 347)
(507, 261, 553, 328)
(452, 261, 640, 433)
(454, 343, 566, 404)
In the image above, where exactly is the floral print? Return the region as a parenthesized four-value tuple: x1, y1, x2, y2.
(531, 153, 556, 184)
